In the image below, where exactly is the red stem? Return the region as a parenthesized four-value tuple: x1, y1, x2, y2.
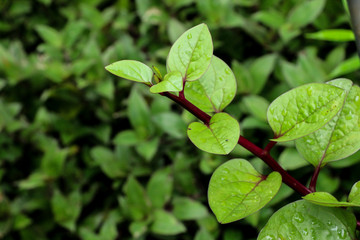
(161, 92, 312, 196)
(309, 163, 322, 192)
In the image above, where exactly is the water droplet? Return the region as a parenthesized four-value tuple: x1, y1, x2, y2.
(187, 33, 192, 39)
(225, 68, 231, 75)
(263, 234, 276, 240)
(355, 96, 359, 102)
(302, 228, 309, 236)
(307, 87, 314, 96)
(337, 229, 347, 239)
(293, 212, 304, 223)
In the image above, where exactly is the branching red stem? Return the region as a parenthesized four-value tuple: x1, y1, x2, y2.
(309, 163, 322, 192)
(161, 92, 312, 196)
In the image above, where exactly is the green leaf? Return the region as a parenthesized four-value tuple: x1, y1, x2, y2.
(287, 0, 325, 28)
(329, 55, 360, 79)
(303, 192, 360, 207)
(105, 60, 153, 84)
(35, 24, 62, 48)
(146, 168, 173, 209)
(112, 130, 142, 146)
(242, 95, 269, 122)
(187, 113, 240, 155)
(249, 54, 277, 94)
(150, 209, 186, 235)
(150, 71, 183, 93)
(167, 23, 213, 81)
(258, 200, 357, 240)
(295, 79, 360, 166)
(208, 159, 282, 224)
(267, 83, 346, 142)
(135, 137, 160, 162)
(348, 181, 360, 205)
(306, 29, 355, 42)
(173, 197, 208, 220)
(152, 112, 187, 138)
(128, 87, 152, 139)
(184, 56, 236, 112)
(91, 146, 126, 178)
(278, 147, 308, 170)
(122, 176, 151, 221)
(51, 189, 82, 232)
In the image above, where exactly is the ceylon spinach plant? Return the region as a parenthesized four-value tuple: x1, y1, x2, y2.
(106, 23, 360, 239)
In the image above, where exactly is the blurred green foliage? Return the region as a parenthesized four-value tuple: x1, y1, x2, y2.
(0, 0, 360, 239)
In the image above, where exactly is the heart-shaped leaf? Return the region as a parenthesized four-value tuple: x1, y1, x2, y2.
(184, 56, 236, 112)
(167, 23, 213, 81)
(187, 113, 240, 155)
(258, 200, 357, 240)
(267, 83, 345, 142)
(303, 192, 360, 207)
(150, 71, 183, 93)
(296, 79, 360, 166)
(105, 60, 153, 84)
(348, 181, 360, 205)
(208, 159, 281, 224)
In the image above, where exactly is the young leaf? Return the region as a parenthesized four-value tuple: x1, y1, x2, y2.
(267, 83, 345, 142)
(150, 71, 183, 93)
(208, 159, 281, 224)
(258, 200, 357, 240)
(187, 113, 240, 155)
(303, 192, 360, 207)
(167, 23, 213, 81)
(146, 168, 173, 209)
(184, 56, 236, 112)
(348, 181, 360, 205)
(105, 60, 153, 84)
(295, 79, 360, 167)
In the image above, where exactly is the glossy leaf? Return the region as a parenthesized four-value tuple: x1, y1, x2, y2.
(187, 113, 240, 155)
(167, 23, 213, 81)
(303, 192, 360, 207)
(105, 60, 153, 84)
(184, 56, 236, 112)
(306, 29, 355, 42)
(295, 79, 360, 166)
(348, 181, 360, 205)
(150, 71, 183, 93)
(258, 200, 357, 240)
(267, 83, 345, 142)
(208, 159, 282, 224)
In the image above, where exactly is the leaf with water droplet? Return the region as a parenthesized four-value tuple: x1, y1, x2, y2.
(187, 113, 240, 155)
(184, 56, 236, 112)
(267, 82, 346, 142)
(150, 71, 183, 93)
(105, 60, 153, 84)
(208, 159, 281, 224)
(167, 23, 213, 81)
(295, 79, 360, 167)
(303, 192, 360, 207)
(258, 200, 357, 240)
